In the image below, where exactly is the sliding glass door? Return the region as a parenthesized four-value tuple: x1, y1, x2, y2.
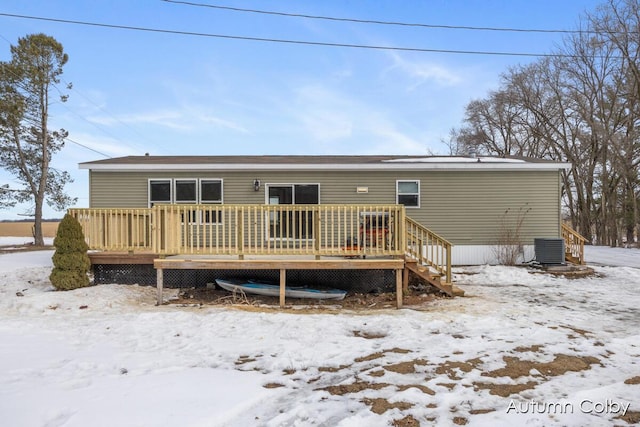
(267, 184, 319, 240)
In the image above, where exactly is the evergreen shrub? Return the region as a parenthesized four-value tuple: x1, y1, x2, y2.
(50, 214, 91, 290)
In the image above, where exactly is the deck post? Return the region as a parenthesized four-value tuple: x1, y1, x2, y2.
(279, 268, 286, 308)
(156, 268, 164, 305)
(396, 268, 403, 308)
(402, 264, 409, 293)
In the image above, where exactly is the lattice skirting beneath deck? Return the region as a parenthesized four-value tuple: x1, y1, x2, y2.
(92, 264, 395, 293)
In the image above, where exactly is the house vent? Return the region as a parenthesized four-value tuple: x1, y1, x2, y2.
(534, 238, 565, 265)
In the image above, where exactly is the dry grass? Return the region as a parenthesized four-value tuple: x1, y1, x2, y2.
(0, 222, 59, 239)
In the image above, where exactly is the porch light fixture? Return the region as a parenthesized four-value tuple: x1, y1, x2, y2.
(253, 179, 261, 191)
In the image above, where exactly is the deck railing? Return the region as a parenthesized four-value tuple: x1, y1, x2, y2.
(69, 204, 406, 257)
(561, 223, 586, 265)
(69, 204, 454, 281)
(69, 208, 153, 252)
(405, 217, 453, 283)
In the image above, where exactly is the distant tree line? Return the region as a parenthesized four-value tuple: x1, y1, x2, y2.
(449, 0, 640, 246)
(0, 218, 61, 223)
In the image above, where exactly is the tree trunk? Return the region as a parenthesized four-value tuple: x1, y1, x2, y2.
(33, 200, 44, 246)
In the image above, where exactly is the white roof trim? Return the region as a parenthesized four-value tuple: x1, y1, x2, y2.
(80, 162, 571, 172)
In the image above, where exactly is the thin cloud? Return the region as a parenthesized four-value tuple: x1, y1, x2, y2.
(88, 108, 249, 134)
(289, 84, 426, 153)
(291, 85, 355, 142)
(88, 110, 188, 130)
(385, 52, 462, 89)
(185, 107, 251, 134)
(65, 133, 137, 158)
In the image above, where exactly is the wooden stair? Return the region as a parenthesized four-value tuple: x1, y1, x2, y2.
(404, 258, 464, 297)
(561, 223, 586, 265)
(565, 250, 581, 265)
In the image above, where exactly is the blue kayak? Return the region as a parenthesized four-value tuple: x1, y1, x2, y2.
(215, 278, 347, 300)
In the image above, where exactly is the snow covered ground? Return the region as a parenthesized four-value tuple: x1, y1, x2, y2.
(0, 242, 639, 426)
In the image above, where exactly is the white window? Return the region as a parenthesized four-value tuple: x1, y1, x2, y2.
(397, 180, 420, 208)
(149, 179, 171, 207)
(200, 179, 223, 203)
(266, 184, 320, 205)
(148, 178, 224, 216)
(200, 179, 223, 224)
(175, 179, 198, 203)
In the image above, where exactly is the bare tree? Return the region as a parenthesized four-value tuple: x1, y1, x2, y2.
(452, 0, 640, 246)
(590, 0, 640, 245)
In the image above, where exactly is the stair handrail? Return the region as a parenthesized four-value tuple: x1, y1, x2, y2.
(405, 217, 453, 283)
(561, 223, 586, 265)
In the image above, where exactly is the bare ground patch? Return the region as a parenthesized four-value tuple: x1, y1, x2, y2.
(263, 382, 285, 389)
(392, 415, 420, 427)
(481, 354, 600, 379)
(624, 376, 640, 385)
(560, 325, 592, 338)
(355, 352, 385, 363)
(353, 330, 387, 339)
(469, 408, 496, 415)
(513, 345, 544, 353)
(385, 347, 412, 354)
(616, 410, 640, 425)
(384, 358, 429, 374)
(473, 353, 600, 397)
(397, 384, 435, 395)
(355, 348, 412, 363)
(436, 382, 457, 390)
(474, 381, 539, 397)
(235, 355, 258, 365)
(319, 381, 392, 396)
(173, 287, 441, 312)
(318, 364, 351, 373)
(362, 397, 413, 414)
(434, 358, 484, 380)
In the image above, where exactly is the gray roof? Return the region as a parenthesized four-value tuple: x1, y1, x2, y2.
(82, 155, 411, 165)
(80, 155, 570, 171)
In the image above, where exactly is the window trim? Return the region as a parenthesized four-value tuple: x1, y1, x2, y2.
(148, 179, 172, 207)
(396, 179, 420, 208)
(148, 178, 227, 206)
(264, 183, 321, 205)
(174, 178, 198, 204)
(199, 179, 224, 204)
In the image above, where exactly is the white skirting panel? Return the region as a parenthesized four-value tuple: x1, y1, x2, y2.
(451, 245, 535, 266)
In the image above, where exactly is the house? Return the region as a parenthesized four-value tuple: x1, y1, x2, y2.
(73, 155, 584, 305)
(79, 155, 573, 264)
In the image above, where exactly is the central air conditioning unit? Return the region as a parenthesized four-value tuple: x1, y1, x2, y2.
(534, 238, 565, 265)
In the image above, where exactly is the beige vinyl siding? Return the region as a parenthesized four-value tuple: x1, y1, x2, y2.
(415, 171, 561, 245)
(89, 169, 561, 245)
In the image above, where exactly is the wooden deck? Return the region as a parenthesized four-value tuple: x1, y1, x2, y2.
(77, 205, 587, 309)
(88, 251, 157, 265)
(76, 205, 457, 308)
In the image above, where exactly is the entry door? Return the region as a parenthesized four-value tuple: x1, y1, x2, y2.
(267, 185, 318, 239)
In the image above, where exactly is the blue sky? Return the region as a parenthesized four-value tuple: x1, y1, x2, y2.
(0, 0, 602, 219)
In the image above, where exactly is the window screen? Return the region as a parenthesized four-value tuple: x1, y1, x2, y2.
(200, 180, 222, 203)
(149, 180, 171, 206)
(175, 180, 197, 203)
(294, 184, 319, 204)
